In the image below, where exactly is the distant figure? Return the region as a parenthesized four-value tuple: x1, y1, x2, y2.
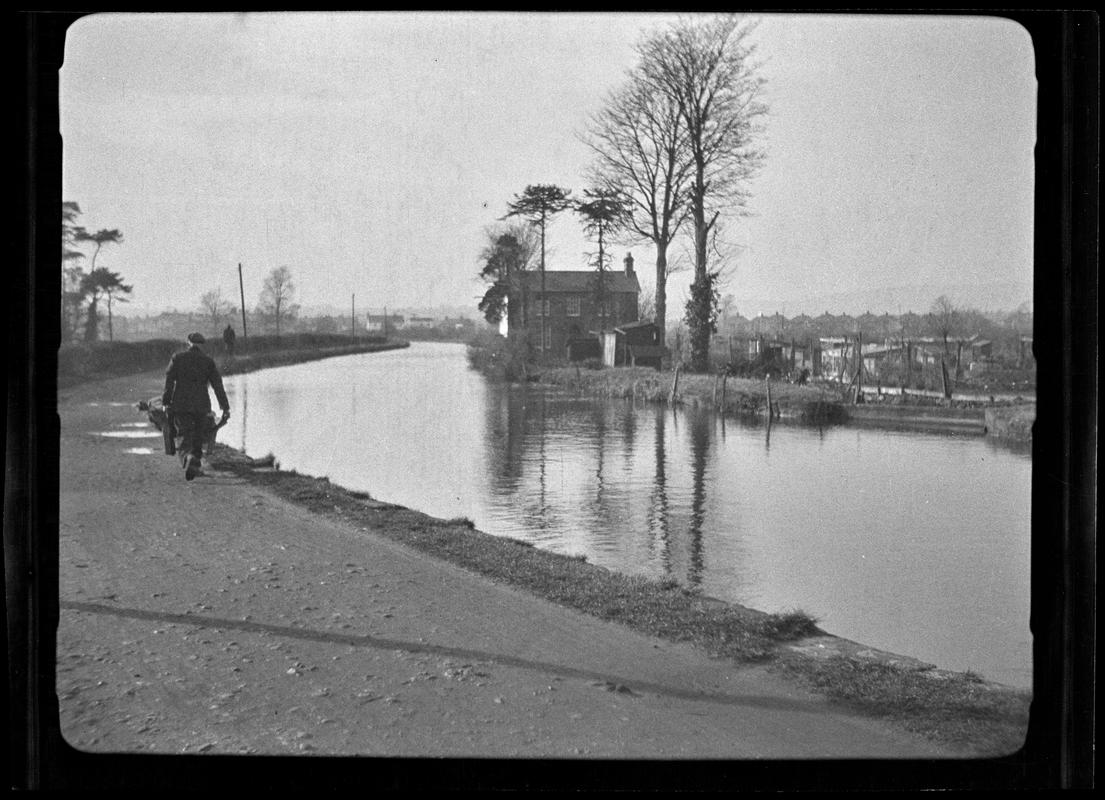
(796, 367, 810, 385)
(163, 333, 230, 481)
(223, 324, 236, 356)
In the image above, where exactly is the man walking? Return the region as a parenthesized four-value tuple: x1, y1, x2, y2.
(223, 323, 236, 356)
(163, 332, 230, 481)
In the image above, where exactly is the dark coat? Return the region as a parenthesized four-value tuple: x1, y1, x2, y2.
(163, 345, 230, 413)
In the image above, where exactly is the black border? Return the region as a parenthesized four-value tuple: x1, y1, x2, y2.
(8, 8, 1098, 790)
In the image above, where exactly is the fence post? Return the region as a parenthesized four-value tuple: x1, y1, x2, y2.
(669, 363, 681, 405)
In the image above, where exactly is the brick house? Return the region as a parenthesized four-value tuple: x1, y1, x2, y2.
(512, 253, 641, 357)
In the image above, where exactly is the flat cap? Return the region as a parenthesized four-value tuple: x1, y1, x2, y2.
(187, 332, 206, 344)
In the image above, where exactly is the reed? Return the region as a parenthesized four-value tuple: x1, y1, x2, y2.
(540, 365, 846, 423)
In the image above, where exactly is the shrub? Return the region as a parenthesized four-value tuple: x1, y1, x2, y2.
(466, 330, 536, 382)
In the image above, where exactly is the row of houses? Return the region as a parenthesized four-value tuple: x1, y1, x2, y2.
(362, 314, 474, 333)
(726, 310, 924, 339)
(496, 253, 1033, 374)
(732, 334, 1024, 381)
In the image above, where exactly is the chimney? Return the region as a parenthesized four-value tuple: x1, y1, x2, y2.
(623, 252, 634, 276)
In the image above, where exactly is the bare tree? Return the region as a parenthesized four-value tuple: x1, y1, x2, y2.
(928, 295, 959, 354)
(258, 266, 299, 338)
(638, 14, 768, 371)
(582, 65, 693, 344)
(199, 288, 232, 334)
(637, 285, 656, 321)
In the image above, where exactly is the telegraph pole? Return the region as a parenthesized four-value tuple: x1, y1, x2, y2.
(238, 263, 248, 346)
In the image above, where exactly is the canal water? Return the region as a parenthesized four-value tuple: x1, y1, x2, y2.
(221, 342, 1032, 689)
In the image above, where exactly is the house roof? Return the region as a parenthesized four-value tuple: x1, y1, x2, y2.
(518, 269, 640, 294)
(615, 320, 657, 332)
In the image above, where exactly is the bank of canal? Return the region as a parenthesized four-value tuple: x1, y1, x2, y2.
(219, 342, 1032, 690)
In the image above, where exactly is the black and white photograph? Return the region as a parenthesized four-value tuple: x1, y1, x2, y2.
(10, 8, 1097, 791)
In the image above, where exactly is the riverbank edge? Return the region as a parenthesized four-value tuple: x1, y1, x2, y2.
(217, 340, 410, 378)
(203, 439, 1030, 757)
(57, 339, 411, 390)
(533, 365, 1034, 442)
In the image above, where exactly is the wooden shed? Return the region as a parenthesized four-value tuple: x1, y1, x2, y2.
(604, 321, 666, 369)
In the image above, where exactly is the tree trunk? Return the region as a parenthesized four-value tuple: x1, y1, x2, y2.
(654, 247, 668, 346)
(84, 296, 99, 342)
(597, 223, 606, 332)
(687, 177, 711, 372)
(689, 274, 712, 372)
(539, 212, 547, 360)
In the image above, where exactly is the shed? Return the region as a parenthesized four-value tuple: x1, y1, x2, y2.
(616, 320, 662, 347)
(626, 344, 669, 371)
(601, 321, 664, 367)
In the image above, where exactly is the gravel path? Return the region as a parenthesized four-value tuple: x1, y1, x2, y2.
(56, 370, 954, 761)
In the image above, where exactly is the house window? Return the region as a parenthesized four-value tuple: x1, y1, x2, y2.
(566, 297, 581, 317)
(544, 326, 552, 349)
(534, 298, 551, 317)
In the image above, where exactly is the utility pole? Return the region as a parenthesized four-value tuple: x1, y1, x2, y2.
(238, 263, 248, 347)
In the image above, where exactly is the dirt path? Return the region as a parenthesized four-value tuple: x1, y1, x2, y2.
(56, 370, 955, 760)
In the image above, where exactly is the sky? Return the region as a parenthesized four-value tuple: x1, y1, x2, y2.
(60, 11, 1036, 319)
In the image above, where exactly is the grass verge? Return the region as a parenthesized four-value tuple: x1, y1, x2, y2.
(538, 365, 847, 423)
(772, 652, 1031, 757)
(212, 442, 819, 661)
(57, 336, 409, 388)
(208, 442, 1030, 757)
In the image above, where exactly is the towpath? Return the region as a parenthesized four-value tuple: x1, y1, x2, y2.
(56, 370, 955, 763)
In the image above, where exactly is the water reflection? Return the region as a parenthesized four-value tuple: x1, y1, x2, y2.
(482, 394, 721, 593)
(686, 408, 710, 587)
(221, 343, 1032, 688)
(238, 379, 248, 452)
(647, 405, 671, 576)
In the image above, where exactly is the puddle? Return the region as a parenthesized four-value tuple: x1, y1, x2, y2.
(94, 431, 161, 439)
(86, 402, 134, 407)
(117, 422, 152, 428)
(124, 447, 156, 455)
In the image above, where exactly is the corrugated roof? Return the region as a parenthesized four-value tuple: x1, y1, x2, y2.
(519, 270, 640, 294)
